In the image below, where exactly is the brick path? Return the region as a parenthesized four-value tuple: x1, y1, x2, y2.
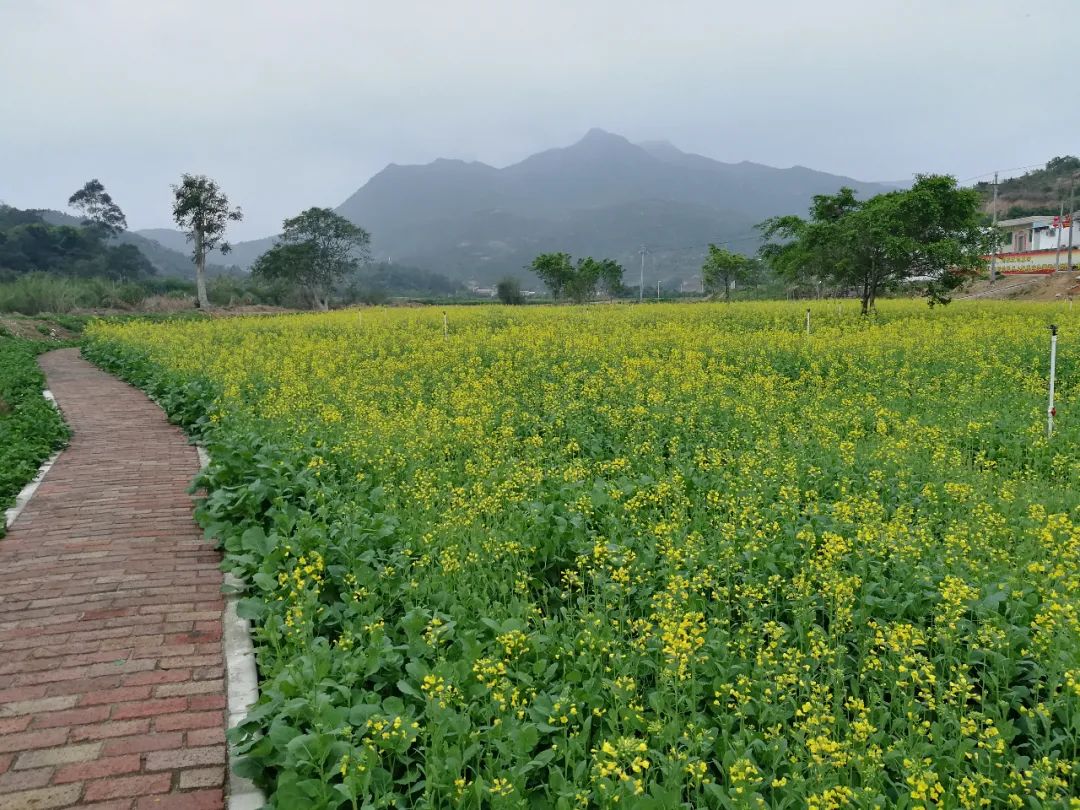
(0, 349, 227, 810)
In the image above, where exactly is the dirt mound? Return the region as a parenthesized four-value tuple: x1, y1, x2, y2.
(0, 316, 80, 342)
(960, 271, 1080, 301)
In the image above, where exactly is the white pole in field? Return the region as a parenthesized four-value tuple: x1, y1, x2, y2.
(1048, 324, 1058, 438)
(806, 308, 811, 336)
(443, 311, 448, 340)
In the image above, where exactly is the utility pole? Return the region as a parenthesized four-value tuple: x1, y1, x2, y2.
(990, 171, 999, 283)
(639, 245, 646, 303)
(1068, 173, 1077, 272)
(1055, 199, 1065, 272)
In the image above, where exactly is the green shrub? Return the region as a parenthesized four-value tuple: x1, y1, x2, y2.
(0, 337, 69, 536)
(0, 273, 207, 315)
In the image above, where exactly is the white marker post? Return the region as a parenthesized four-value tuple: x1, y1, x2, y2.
(443, 312, 449, 340)
(1048, 324, 1058, 438)
(806, 308, 811, 336)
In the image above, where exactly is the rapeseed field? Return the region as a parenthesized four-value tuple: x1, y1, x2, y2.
(87, 301, 1080, 808)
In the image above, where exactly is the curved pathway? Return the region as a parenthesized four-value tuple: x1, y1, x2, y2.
(0, 349, 226, 810)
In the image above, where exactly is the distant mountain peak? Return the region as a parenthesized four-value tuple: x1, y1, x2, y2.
(570, 128, 638, 150)
(580, 127, 621, 140)
(273, 131, 901, 285)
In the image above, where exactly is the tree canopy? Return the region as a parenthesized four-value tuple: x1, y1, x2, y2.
(0, 206, 154, 282)
(759, 175, 993, 313)
(172, 174, 242, 309)
(530, 253, 623, 303)
(252, 207, 371, 310)
(701, 245, 758, 302)
(68, 179, 127, 238)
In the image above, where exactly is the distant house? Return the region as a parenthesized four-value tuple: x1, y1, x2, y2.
(992, 214, 1078, 273)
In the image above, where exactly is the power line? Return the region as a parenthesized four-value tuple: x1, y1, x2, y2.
(960, 163, 1045, 184)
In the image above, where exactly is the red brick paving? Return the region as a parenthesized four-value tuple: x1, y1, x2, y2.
(0, 349, 226, 809)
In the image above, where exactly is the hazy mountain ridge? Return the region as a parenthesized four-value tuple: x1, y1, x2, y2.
(140, 130, 897, 282)
(333, 129, 894, 281)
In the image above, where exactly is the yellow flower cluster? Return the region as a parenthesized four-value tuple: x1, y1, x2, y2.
(87, 300, 1080, 807)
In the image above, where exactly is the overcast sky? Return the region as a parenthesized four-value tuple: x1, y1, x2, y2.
(2, 0, 1075, 240)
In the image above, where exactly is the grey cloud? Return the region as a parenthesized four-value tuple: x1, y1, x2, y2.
(1, 0, 1073, 239)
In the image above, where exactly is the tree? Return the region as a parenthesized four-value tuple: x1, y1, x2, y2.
(68, 179, 127, 238)
(759, 175, 994, 314)
(1046, 156, 1080, 173)
(702, 245, 757, 302)
(530, 252, 574, 301)
(103, 244, 155, 282)
(171, 174, 242, 309)
(531, 253, 624, 303)
(566, 257, 624, 303)
(0, 204, 156, 283)
(251, 207, 370, 310)
(496, 276, 524, 305)
(590, 258, 625, 298)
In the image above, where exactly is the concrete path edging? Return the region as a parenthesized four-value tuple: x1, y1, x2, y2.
(197, 446, 266, 810)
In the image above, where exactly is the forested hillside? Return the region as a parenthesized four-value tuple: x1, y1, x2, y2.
(36, 210, 238, 279)
(0, 206, 156, 281)
(976, 156, 1079, 219)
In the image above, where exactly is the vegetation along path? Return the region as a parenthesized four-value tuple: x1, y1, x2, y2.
(0, 349, 226, 809)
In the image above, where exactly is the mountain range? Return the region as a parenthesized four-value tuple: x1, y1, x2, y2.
(137, 129, 898, 284)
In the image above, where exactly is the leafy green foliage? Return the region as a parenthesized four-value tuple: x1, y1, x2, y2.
(759, 175, 993, 313)
(0, 206, 155, 283)
(84, 303, 1080, 808)
(68, 179, 128, 238)
(252, 208, 371, 310)
(0, 338, 69, 537)
(701, 245, 759, 302)
(530, 253, 624, 302)
(171, 174, 243, 308)
(529, 252, 573, 301)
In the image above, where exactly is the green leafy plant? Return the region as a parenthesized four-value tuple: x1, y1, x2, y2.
(85, 303, 1080, 808)
(0, 337, 69, 536)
